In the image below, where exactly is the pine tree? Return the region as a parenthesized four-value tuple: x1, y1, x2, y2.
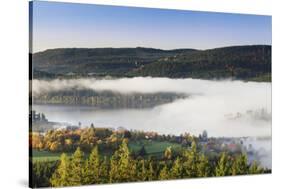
(99, 156, 109, 184)
(231, 158, 238, 175)
(170, 157, 182, 179)
(69, 147, 85, 186)
(146, 161, 154, 181)
(50, 153, 71, 187)
(137, 159, 147, 181)
(109, 152, 119, 183)
(249, 160, 263, 174)
(235, 153, 248, 175)
(159, 165, 169, 180)
(109, 139, 134, 182)
(129, 159, 137, 182)
(215, 152, 230, 176)
(197, 154, 210, 177)
(83, 146, 100, 184)
(118, 139, 131, 181)
(182, 141, 199, 177)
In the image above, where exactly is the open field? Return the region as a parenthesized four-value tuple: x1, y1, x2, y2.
(31, 150, 68, 162)
(129, 140, 182, 154)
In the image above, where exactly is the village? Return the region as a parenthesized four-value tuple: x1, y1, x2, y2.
(30, 110, 267, 167)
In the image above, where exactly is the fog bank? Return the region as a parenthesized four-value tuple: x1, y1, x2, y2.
(32, 77, 271, 138)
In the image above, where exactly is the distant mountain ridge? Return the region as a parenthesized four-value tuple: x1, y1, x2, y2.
(32, 45, 271, 81)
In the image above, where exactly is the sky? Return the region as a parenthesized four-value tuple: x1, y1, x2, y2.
(30, 1, 272, 53)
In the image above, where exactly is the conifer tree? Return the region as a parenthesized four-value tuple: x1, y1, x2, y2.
(129, 159, 137, 182)
(118, 139, 131, 181)
(50, 153, 71, 187)
(109, 139, 134, 182)
(147, 161, 154, 181)
(249, 160, 262, 174)
(99, 156, 109, 183)
(231, 158, 237, 175)
(69, 147, 85, 186)
(234, 153, 248, 175)
(197, 154, 210, 177)
(109, 152, 119, 183)
(182, 141, 199, 177)
(159, 165, 169, 180)
(84, 146, 100, 184)
(215, 152, 230, 176)
(170, 157, 182, 179)
(137, 159, 147, 181)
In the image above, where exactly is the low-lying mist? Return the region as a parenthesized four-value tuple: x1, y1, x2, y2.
(32, 77, 271, 137)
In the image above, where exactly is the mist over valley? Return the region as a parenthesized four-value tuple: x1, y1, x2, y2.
(32, 77, 271, 138)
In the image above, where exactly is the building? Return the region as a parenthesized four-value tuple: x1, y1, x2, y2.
(202, 130, 208, 141)
(199, 130, 208, 142)
(30, 110, 48, 123)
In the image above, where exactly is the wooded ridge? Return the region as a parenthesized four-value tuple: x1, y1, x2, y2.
(32, 45, 271, 81)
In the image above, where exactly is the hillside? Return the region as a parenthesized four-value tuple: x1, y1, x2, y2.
(32, 47, 195, 77)
(32, 45, 271, 81)
(128, 45, 271, 81)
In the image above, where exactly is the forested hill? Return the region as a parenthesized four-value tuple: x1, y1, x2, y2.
(32, 45, 271, 81)
(32, 47, 196, 77)
(129, 45, 271, 81)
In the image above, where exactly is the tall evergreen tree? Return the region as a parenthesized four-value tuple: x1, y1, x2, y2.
(170, 157, 182, 179)
(129, 159, 137, 182)
(231, 158, 237, 175)
(50, 153, 71, 187)
(69, 147, 85, 186)
(118, 139, 131, 181)
(146, 161, 154, 181)
(182, 141, 199, 177)
(197, 154, 210, 177)
(109, 139, 135, 182)
(137, 159, 147, 181)
(215, 152, 230, 176)
(109, 152, 119, 183)
(99, 156, 109, 184)
(159, 165, 169, 180)
(83, 146, 100, 184)
(249, 160, 263, 174)
(234, 153, 248, 175)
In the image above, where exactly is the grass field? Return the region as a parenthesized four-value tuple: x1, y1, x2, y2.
(31, 150, 67, 162)
(32, 140, 182, 162)
(129, 140, 182, 155)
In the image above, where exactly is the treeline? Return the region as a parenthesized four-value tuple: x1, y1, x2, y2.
(31, 140, 268, 187)
(31, 127, 192, 153)
(31, 127, 116, 153)
(33, 89, 186, 108)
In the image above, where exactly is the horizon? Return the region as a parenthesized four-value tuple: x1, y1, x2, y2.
(33, 44, 271, 54)
(30, 1, 271, 53)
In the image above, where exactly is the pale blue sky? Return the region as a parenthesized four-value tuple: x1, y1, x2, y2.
(31, 1, 272, 52)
